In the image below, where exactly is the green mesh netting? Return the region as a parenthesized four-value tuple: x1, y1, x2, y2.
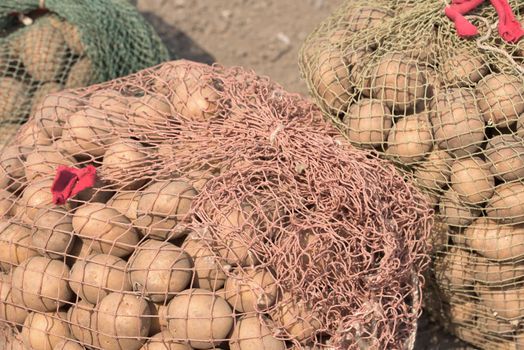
(0, 0, 169, 147)
(300, 1, 524, 349)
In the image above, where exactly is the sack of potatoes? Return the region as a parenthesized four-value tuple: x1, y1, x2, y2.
(0, 0, 168, 149)
(0, 59, 432, 350)
(300, 0, 524, 348)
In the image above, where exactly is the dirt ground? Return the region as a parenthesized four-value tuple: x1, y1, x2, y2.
(133, 1, 476, 349)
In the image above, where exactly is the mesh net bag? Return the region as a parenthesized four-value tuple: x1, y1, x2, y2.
(299, 0, 524, 348)
(0, 60, 431, 350)
(0, 0, 169, 148)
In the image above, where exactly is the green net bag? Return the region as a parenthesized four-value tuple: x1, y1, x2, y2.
(300, 0, 524, 349)
(0, 0, 169, 148)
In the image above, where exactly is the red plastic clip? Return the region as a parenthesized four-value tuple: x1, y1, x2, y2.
(445, 0, 524, 43)
(51, 165, 97, 205)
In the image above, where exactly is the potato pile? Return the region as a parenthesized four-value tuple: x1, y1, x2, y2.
(300, 0, 524, 348)
(0, 58, 434, 349)
(0, 13, 92, 126)
(0, 81, 290, 350)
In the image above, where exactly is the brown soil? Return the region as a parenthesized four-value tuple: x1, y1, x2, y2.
(134, 1, 477, 349)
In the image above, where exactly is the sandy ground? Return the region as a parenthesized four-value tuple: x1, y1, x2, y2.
(133, 1, 476, 349)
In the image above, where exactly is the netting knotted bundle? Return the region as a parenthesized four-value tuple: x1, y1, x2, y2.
(0, 0, 169, 148)
(0, 60, 431, 350)
(300, 0, 524, 349)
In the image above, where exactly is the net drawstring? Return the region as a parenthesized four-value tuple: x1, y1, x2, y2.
(445, 0, 524, 43)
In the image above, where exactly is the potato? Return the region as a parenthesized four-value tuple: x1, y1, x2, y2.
(434, 248, 474, 292)
(30, 82, 62, 117)
(430, 88, 485, 157)
(128, 95, 173, 140)
(271, 292, 321, 343)
(464, 217, 524, 260)
(139, 331, 192, 350)
(72, 203, 140, 257)
(414, 149, 453, 191)
(473, 254, 524, 285)
(97, 292, 151, 350)
(128, 240, 192, 303)
(476, 73, 524, 128)
(0, 78, 29, 121)
(365, 53, 427, 111)
(167, 288, 234, 349)
(477, 286, 524, 319)
(345, 6, 392, 32)
(59, 107, 125, 158)
(88, 90, 129, 115)
(0, 220, 39, 270)
(0, 273, 28, 325)
(19, 20, 67, 82)
(21, 312, 71, 350)
(485, 135, 524, 181)
(171, 70, 220, 121)
(385, 114, 433, 165)
(67, 300, 98, 348)
(32, 208, 75, 259)
(69, 253, 131, 304)
(53, 339, 86, 350)
(224, 268, 277, 313)
(450, 157, 494, 205)
(0, 145, 26, 190)
(229, 315, 286, 350)
(33, 91, 82, 139)
(20, 179, 66, 223)
(65, 58, 94, 89)
(101, 139, 153, 190)
(11, 256, 72, 312)
(311, 50, 351, 113)
(23, 146, 76, 182)
(441, 48, 488, 86)
(185, 169, 216, 192)
(487, 182, 524, 224)
(439, 189, 481, 227)
(48, 16, 84, 55)
(135, 181, 197, 240)
(107, 192, 141, 220)
(342, 99, 391, 148)
(182, 235, 228, 291)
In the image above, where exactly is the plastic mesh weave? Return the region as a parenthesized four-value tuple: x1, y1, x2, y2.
(299, 1, 524, 349)
(0, 60, 431, 350)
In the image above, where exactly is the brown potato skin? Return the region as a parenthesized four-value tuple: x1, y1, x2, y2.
(487, 182, 524, 224)
(72, 203, 139, 257)
(365, 53, 427, 111)
(477, 286, 524, 319)
(450, 157, 494, 206)
(167, 288, 234, 349)
(224, 268, 277, 313)
(21, 311, 71, 350)
(430, 88, 485, 157)
(11, 256, 72, 312)
(464, 217, 524, 260)
(414, 149, 452, 191)
(385, 114, 433, 165)
(139, 331, 192, 350)
(128, 240, 192, 303)
(0, 220, 39, 270)
(96, 292, 152, 350)
(485, 135, 524, 181)
(67, 300, 98, 348)
(229, 315, 286, 350)
(343, 99, 392, 148)
(69, 253, 131, 305)
(477, 73, 524, 128)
